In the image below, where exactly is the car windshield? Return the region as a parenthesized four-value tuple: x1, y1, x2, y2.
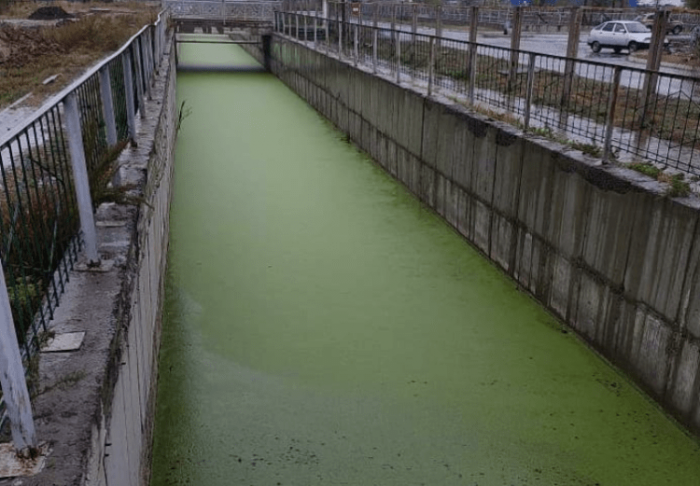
(626, 22, 649, 33)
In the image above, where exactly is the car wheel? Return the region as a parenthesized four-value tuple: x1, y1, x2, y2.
(672, 25, 682, 35)
(591, 41, 601, 53)
(628, 41, 638, 53)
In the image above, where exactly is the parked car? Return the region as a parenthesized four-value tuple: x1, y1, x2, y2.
(635, 12, 683, 35)
(588, 21, 667, 54)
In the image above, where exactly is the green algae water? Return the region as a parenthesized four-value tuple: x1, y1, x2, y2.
(151, 43, 700, 486)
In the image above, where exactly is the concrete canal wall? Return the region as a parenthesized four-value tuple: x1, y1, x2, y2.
(9, 44, 178, 485)
(244, 36, 700, 435)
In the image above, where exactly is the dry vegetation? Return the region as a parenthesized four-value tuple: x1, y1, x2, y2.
(0, 1, 160, 109)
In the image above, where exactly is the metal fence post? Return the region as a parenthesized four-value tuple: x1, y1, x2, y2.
(524, 52, 536, 130)
(353, 23, 358, 65)
(640, 10, 667, 127)
(373, 26, 378, 74)
(604, 66, 622, 163)
(0, 262, 37, 451)
(153, 25, 161, 71)
(99, 67, 118, 147)
(411, 4, 417, 43)
(314, 12, 318, 43)
(468, 7, 478, 106)
(339, 14, 343, 55)
(122, 51, 137, 144)
(428, 36, 435, 96)
(561, 7, 581, 108)
(436, 5, 443, 49)
(509, 6, 522, 91)
(391, 3, 396, 45)
(296, 13, 300, 39)
(396, 32, 401, 83)
(132, 41, 145, 117)
(304, 9, 308, 41)
(64, 93, 99, 264)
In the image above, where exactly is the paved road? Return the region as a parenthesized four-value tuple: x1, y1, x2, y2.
(368, 19, 694, 75)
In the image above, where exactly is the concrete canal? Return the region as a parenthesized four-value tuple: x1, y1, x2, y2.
(150, 43, 700, 486)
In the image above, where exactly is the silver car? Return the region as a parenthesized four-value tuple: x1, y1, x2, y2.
(588, 21, 654, 54)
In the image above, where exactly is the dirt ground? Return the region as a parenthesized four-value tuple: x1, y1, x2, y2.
(0, 1, 160, 110)
(631, 49, 700, 68)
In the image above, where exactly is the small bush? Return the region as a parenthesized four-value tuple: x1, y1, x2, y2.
(570, 141, 602, 159)
(629, 162, 662, 179)
(666, 174, 691, 198)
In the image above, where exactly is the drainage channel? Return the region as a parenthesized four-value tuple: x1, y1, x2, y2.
(150, 43, 700, 486)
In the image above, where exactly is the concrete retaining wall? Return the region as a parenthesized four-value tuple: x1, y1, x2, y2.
(6, 41, 178, 486)
(246, 36, 700, 435)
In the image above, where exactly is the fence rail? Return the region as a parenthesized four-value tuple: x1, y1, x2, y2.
(0, 9, 169, 448)
(276, 11, 700, 176)
(283, 2, 700, 30)
(166, 0, 281, 21)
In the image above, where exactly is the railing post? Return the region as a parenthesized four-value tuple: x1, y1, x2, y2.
(99, 66, 118, 147)
(373, 1, 378, 29)
(296, 12, 300, 39)
(373, 26, 378, 74)
(396, 32, 401, 83)
(604, 66, 622, 164)
(64, 92, 99, 265)
(132, 40, 145, 116)
(524, 52, 536, 130)
(640, 10, 667, 127)
(562, 7, 581, 109)
(353, 23, 358, 65)
(411, 4, 417, 43)
(303, 9, 308, 41)
(468, 7, 478, 106)
(339, 13, 343, 55)
(314, 12, 318, 43)
(145, 29, 154, 89)
(469, 6, 478, 43)
(122, 50, 137, 144)
(0, 261, 36, 452)
(153, 25, 160, 71)
(428, 36, 435, 96)
(390, 3, 396, 45)
(508, 6, 522, 92)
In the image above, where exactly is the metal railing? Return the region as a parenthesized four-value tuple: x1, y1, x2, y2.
(0, 9, 169, 448)
(166, 0, 281, 21)
(276, 11, 700, 176)
(283, 2, 700, 30)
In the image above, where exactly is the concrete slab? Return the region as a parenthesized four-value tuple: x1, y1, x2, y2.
(492, 126, 524, 218)
(0, 443, 50, 478)
(41, 332, 86, 353)
(669, 341, 700, 416)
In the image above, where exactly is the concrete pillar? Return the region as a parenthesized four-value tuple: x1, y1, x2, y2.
(0, 261, 37, 451)
(122, 51, 137, 145)
(64, 92, 100, 265)
(99, 67, 117, 147)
